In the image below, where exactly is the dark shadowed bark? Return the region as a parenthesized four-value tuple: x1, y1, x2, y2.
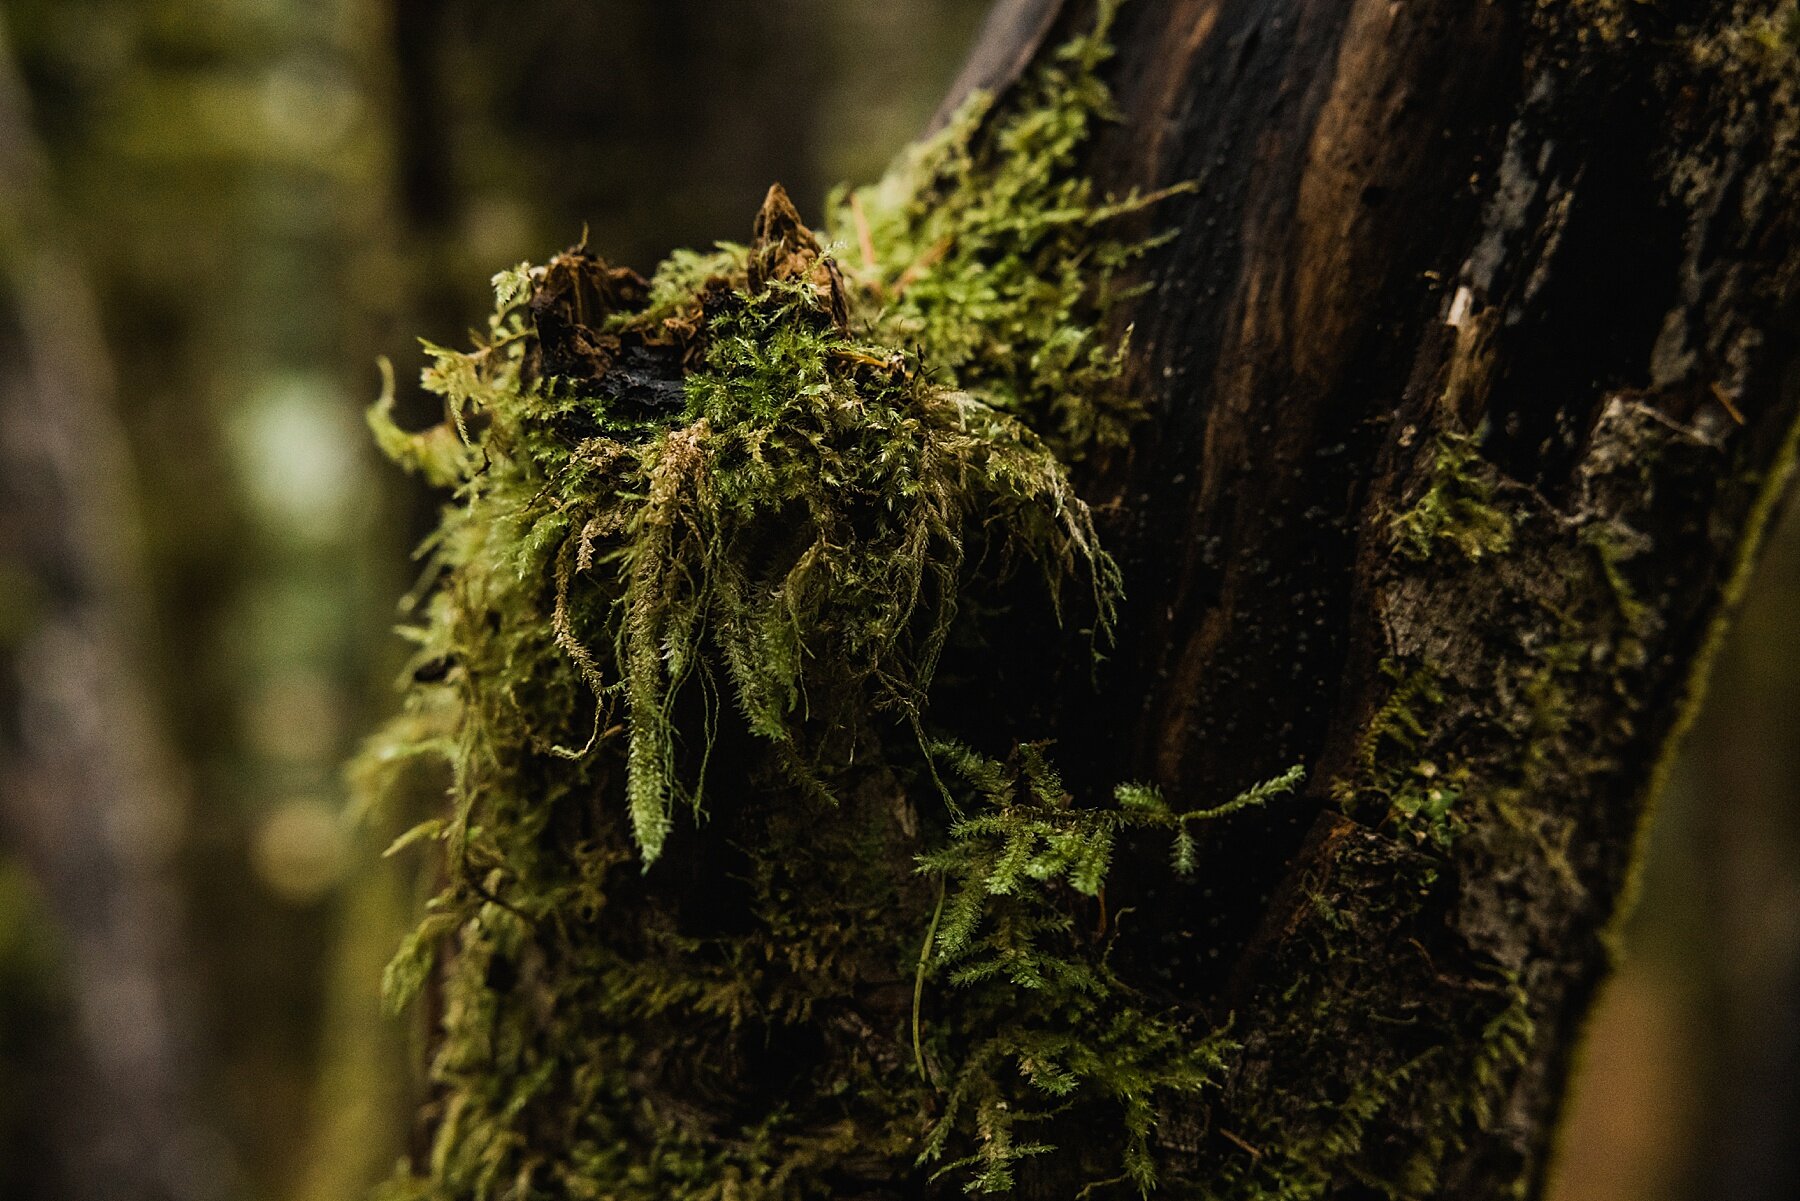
(983, 0, 1800, 1195)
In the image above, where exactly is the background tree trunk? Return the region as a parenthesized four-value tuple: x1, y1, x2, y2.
(0, 17, 213, 1201)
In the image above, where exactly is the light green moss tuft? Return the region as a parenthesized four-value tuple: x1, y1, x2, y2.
(916, 746, 1301, 1192)
(825, 0, 1178, 460)
(1332, 661, 1465, 849)
(1391, 432, 1516, 563)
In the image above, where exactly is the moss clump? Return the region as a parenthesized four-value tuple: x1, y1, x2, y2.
(357, 6, 1292, 1197)
(371, 195, 1123, 866)
(1391, 432, 1516, 563)
(916, 745, 1302, 1193)
(825, 5, 1178, 460)
(364, 197, 1120, 1194)
(1331, 661, 1465, 850)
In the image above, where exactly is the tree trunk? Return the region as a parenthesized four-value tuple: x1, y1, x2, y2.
(1026, 1, 1800, 1194)
(378, 1, 1800, 1198)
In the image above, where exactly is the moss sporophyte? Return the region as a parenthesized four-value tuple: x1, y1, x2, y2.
(357, 7, 1304, 1196)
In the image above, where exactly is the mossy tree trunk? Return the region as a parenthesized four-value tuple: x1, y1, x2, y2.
(379, 2, 1800, 1199)
(1005, 0, 1800, 1195)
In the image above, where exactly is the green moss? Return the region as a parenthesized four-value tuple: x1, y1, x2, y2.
(1298, 403, 1727, 1196)
(1390, 433, 1516, 563)
(824, 0, 1179, 460)
(357, 6, 1283, 1197)
(1355, 411, 1684, 870)
(916, 746, 1301, 1192)
(1188, 823, 1531, 1201)
(371, 247, 1118, 866)
(1332, 661, 1465, 849)
(1580, 522, 1654, 652)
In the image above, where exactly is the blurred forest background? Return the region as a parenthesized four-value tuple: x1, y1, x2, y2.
(0, 2, 1793, 1200)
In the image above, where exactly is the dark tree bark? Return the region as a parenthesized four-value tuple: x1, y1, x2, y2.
(976, 0, 1800, 1195)
(391, 1, 1800, 1198)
